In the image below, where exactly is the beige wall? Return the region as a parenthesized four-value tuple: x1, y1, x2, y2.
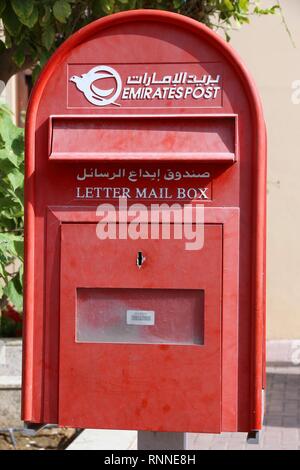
(230, 0, 300, 339)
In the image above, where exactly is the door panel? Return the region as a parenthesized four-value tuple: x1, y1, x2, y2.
(58, 223, 222, 432)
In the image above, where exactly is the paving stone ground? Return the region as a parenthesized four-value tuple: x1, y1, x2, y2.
(188, 363, 300, 450)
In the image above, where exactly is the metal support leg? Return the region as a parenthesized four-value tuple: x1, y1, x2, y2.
(138, 431, 187, 450)
(22, 422, 49, 436)
(8, 428, 17, 449)
(247, 430, 260, 444)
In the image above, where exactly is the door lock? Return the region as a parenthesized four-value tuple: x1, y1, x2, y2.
(136, 251, 146, 269)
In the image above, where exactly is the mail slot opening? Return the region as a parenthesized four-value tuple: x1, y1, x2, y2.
(76, 287, 204, 345)
(49, 115, 237, 162)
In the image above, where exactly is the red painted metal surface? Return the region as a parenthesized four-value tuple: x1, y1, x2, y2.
(49, 115, 236, 162)
(59, 224, 222, 431)
(22, 10, 266, 432)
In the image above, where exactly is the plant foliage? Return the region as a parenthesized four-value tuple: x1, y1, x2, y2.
(0, 1, 280, 82)
(0, 105, 24, 313)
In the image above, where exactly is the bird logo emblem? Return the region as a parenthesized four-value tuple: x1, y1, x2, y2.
(69, 65, 122, 107)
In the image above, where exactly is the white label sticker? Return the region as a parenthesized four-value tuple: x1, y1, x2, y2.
(126, 310, 155, 326)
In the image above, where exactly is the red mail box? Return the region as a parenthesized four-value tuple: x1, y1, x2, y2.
(22, 10, 266, 435)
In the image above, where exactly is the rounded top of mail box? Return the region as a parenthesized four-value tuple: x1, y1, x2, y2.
(26, 10, 266, 166)
(27, 9, 264, 120)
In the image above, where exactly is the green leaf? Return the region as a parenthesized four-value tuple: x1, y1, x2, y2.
(53, 0, 72, 23)
(1, 4, 22, 37)
(127, 0, 137, 8)
(222, 0, 234, 11)
(238, 0, 249, 12)
(14, 240, 24, 261)
(32, 64, 42, 83)
(11, 0, 34, 20)
(254, 5, 280, 15)
(42, 26, 56, 51)
(0, 104, 12, 117)
(0, 156, 15, 179)
(4, 30, 12, 49)
(39, 49, 52, 68)
(92, 0, 105, 16)
(0, 113, 13, 146)
(7, 168, 24, 191)
(0, 39, 6, 55)
(270, 5, 280, 14)
(6, 149, 19, 167)
(98, 0, 115, 14)
(19, 5, 38, 28)
(12, 47, 25, 68)
(0, 123, 23, 167)
(0, 233, 19, 259)
(14, 28, 27, 46)
(18, 262, 23, 288)
(173, 0, 182, 8)
(0, 196, 19, 212)
(4, 278, 23, 312)
(0, 0, 6, 17)
(39, 6, 51, 26)
(11, 134, 24, 161)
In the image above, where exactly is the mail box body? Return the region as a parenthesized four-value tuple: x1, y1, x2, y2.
(23, 10, 266, 433)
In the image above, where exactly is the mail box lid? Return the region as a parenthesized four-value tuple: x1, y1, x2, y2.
(49, 114, 237, 162)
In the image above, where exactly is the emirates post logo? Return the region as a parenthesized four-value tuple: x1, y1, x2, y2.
(69, 65, 222, 106)
(69, 65, 122, 107)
